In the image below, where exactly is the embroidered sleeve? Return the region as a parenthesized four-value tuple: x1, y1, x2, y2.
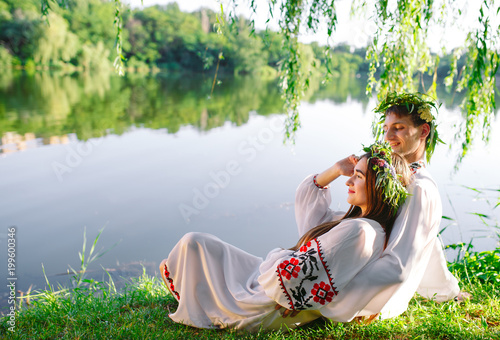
(295, 174, 344, 238)
(259, 220, 384, 312)
(409, 160, 425, 175)
(313, 174, 329, 189)
(275, 238, 337, 310)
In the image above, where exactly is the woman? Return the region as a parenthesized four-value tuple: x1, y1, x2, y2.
(159, 141, 411, 332)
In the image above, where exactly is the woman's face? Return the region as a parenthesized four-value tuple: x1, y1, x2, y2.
(345, 156, 368, 215)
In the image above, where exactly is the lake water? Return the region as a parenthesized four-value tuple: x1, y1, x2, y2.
(0, 71, 499, 309)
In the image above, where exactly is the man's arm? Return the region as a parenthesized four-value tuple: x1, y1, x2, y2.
(319, 177, 443, 320)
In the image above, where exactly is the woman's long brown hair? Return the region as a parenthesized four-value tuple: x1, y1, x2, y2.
(290, 152, 411, 251)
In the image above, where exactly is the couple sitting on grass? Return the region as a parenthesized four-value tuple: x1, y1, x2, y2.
(159, 92, 468, 332)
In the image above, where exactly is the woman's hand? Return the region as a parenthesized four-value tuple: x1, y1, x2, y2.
(315, 154, 359, 187)
(335, 154, 359, 177)
(275, 304, 300, 318)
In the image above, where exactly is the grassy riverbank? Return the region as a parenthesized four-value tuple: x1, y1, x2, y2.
(0, 230, 500, 339)
(1, 246, 499, 339)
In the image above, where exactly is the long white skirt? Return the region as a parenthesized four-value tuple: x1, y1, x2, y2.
(160, 232, 321, 332)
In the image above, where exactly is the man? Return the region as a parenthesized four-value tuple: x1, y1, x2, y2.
(290, 92, 463, 321)
(369, 93, 462, 317)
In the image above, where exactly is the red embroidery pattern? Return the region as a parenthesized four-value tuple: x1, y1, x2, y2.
(276, 269, 294, 310)
(311, 281, 335, 305)
(316, 238, 336, 295)
(276, 238, 337, 310)
(163, 263, 180, 300)
(409, 161, 425, 175)
(300, 241, 312, 252)
(313, 174, 329, 189)
(279, 258, 301, 280)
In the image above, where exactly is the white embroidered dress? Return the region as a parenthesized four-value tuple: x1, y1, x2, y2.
(160, 165, 460, 331)
(160, 177, 387, 331)
(295, 163, 460, 320)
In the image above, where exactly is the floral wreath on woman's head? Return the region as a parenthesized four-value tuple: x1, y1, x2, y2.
(372, 92, 444, 163)
(363, 141, 408, 213)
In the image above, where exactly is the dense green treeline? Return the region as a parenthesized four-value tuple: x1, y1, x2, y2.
(0, 0, 112, 72)
(0, 0, 471, 79)
(0, 0, 374, 77)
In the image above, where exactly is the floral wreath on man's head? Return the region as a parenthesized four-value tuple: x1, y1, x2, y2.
(372, 92, 444, 163)
(363, 141, 408, 213)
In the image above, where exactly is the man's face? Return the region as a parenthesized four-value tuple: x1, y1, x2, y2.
(383, 113, 426, 163)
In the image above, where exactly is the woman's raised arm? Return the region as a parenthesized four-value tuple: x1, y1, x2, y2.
(295, 155, 358, 237)
(314, 155, 358, 187)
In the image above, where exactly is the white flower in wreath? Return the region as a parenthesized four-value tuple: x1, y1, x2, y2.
(418, 105, 433, 122)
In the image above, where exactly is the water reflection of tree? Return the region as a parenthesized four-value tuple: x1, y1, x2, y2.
(0, 73, 287, 141)
(307, 74, 370, 105)
(1, 72, 484, 147)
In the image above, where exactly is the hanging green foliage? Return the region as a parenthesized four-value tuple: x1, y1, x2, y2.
(220, 0, 500, 162)
(447, 0, 500, 165)
(37, 0, 500, 163)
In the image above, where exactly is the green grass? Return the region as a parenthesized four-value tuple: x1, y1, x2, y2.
(1, 253, 500, 339)
(1, 227, 499, 339)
